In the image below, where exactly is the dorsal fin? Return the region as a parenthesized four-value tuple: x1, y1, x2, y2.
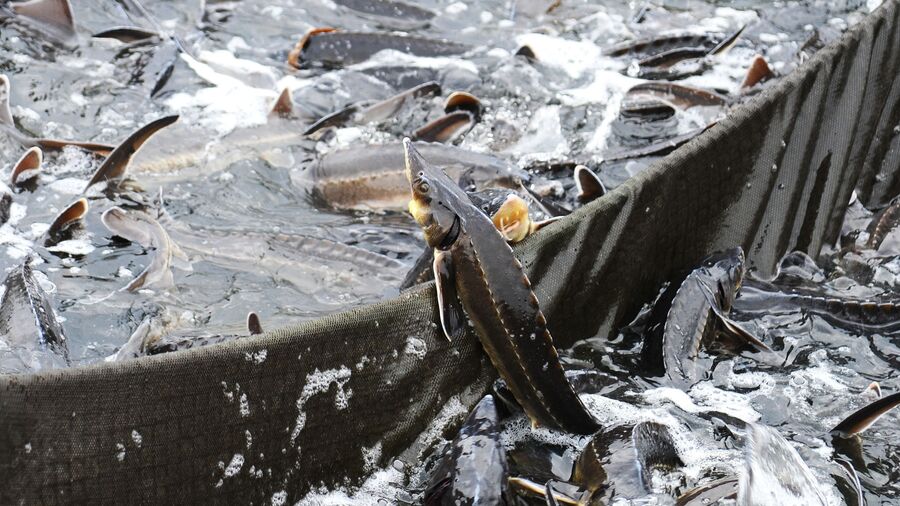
(574, 165, 606, 202)
(11, 0, 76, 39)
(269, 87, 293, 117)
(741, 55, 774, 89)
(11, 146, 42, 186)
(0, 74, 13, 126)
(247, 312, 263, 335)
(93, 26, 158, 43)
(47, 197, 88, 237)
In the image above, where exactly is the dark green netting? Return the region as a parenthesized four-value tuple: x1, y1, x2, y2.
(2, 1, 900, 503)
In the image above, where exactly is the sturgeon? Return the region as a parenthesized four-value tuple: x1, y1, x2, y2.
(404, 138, 598, 434)
(295, 141, 529, 212)
(662, 248, 776, 385)
(0, 262, 69, 373)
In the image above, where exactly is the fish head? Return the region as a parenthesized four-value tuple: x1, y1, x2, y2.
(404, 138, 463, 250)
(700, 247, 746, 308)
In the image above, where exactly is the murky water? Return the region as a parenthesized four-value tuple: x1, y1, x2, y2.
(1, 0, 895, 503)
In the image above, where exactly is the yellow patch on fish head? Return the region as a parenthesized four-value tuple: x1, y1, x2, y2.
(491, 194, 531, 243)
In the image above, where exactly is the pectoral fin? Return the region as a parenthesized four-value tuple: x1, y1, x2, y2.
(433, 249, 466, 341)
(714, 312, 783, 366)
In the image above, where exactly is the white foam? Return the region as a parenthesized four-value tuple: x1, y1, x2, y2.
(289, 366, 353, 446)
(223, 453, 244, 478)
(46, 239, 95, 256)
(514, 33, 603, 79)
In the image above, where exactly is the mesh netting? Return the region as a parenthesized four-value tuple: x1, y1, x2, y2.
(2, 1, 899, 503)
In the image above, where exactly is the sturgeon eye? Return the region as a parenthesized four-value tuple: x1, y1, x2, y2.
(417, 181, 430, 194)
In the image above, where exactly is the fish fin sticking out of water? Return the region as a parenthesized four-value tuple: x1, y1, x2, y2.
(831, 392, 900, 438)
(46, 197, 88, 238)
(738, 424, 828, 506)
(864, 381, 882, 399)
(269, 87, 294, 118)
(92, 26, 158, 43)
(741, 55, 774, 90)
(574, 165, 606, 203)
(101, 206, 184, 292)
(413, 91, 482, 144)
(0, 261, 70, 372)
(491, 194, 533, 243)
(412, 110, 476, 144)
(287, 27, 337, 69)
(247, 312, 263, 335)
(11, 146, 42, 186)
(865, 195, 900, 251)
(432, 249, 466, 341)
(695, 281, 782, 366)
(707, 24, 746, 57)
(85, 115, 179, 190)
(9, 0, 75, 40)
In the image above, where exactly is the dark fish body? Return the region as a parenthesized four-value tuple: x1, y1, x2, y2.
(865, 195, 900, 250)
(332, 0, 434, 29)
(574, 422, 682, 501)
(662, 248, 745, 383)
(290, 31, 469, 69)
(450, 212, 597, 434)
(298, 142, 526, 211)
(425, 395, 507, 505)
(405, 140, 598, 434)
(737, 281, 900, 333)
(0, 263, 69, 373)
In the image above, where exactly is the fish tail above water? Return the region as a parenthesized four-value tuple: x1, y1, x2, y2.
(832, 392, 900, 438)
(865, 195, 900, 250)
(9, 0, 75, 40)
(85, 115, 179, 190)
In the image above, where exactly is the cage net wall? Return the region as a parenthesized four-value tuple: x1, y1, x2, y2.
(2, 1, 900, 503)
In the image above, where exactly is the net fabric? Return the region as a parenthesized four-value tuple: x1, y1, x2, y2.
(2, 1, 899, 503)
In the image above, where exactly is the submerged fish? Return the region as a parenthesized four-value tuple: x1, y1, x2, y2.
(0, 261, 69, 372)
(404, 138, 598, 434)
(425, 395, 507, 505)
(288, 29, 470, 69)
(294, 141, 528, 212)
